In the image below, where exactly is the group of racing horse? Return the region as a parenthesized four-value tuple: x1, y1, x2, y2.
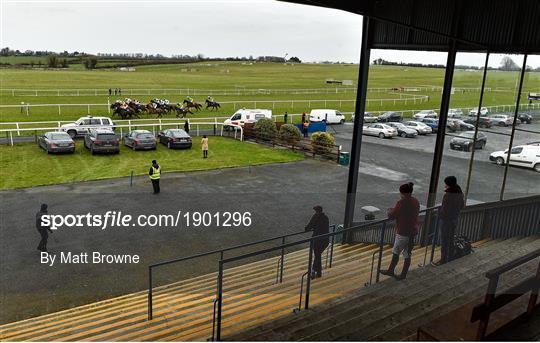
(110, 98, 221, 119)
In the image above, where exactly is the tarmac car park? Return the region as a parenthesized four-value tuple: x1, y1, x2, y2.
(38, 131, 75, 154)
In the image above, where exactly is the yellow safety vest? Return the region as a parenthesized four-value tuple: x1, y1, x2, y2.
(149, 166, 161, 180)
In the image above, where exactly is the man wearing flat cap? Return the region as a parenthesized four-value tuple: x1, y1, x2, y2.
(305, 205, 329, 279)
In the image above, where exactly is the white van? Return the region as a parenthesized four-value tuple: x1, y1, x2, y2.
(490, 145, 540, 173)
(223, 109, 272, 130)
(309, 109, 346, 124)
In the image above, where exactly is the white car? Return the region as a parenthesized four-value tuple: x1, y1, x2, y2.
(489, 114, 515, 127)
(362, 123, 398, 138)
(469, 107, 489, 116)
(60, 116, 115, 138)
(448, 108, 464, 118)
(490, 145, 540, 173)
(413, 110, 437, 120)
(403, 121, 433, 135)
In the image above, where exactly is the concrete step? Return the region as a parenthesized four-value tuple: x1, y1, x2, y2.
(229, 237, 537, 341)
(302, 237, 540, 341)
(226, 238, 504, 341)
(0, 242, 394, 341)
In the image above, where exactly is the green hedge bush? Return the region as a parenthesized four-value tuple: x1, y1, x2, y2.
(279, 124, 302, 144)
(311, 132, 335, 154)
(254, 118, 278, 141)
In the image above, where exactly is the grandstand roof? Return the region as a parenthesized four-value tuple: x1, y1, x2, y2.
(281, 0, 540, 53)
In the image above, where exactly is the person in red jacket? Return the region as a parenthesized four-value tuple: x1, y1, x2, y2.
(380, 182, 420, 280)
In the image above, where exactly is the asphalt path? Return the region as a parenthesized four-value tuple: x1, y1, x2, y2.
(1, 126, 539, 324)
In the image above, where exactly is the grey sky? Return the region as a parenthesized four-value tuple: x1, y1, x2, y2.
(1, 0, 539, 67)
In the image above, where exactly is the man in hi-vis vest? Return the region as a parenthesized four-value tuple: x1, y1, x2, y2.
(149, 160, 161, 194)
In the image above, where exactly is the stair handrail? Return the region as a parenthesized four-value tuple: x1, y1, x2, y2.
(147, 229, 310, 320)
(213, 206, 440, 340)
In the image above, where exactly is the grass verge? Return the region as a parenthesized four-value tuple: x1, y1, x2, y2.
(0, 137, 304, 189)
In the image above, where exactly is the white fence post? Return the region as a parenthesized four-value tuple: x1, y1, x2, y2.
(9, 131, 13, 146)
(87, 104, 90, 114)
(16, 123, 20, 136)
(58, 105, 61, 115)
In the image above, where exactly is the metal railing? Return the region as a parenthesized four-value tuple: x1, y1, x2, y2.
(0, 121, 244, 146)
(212, 206, 439, 340)
(147, 228, 331, 321)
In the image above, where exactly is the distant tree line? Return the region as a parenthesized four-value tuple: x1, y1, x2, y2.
(1, 47, 303, 69)
(372, 57, 540, 72)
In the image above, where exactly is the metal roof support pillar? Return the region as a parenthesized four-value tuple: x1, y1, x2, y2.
(421, 40, 457, 245)
(464, 52, 490, 202)
(500, 54, 528, 201)
(343, 16, 372, 243)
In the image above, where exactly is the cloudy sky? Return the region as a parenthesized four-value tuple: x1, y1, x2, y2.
(1, 0, 539, 68)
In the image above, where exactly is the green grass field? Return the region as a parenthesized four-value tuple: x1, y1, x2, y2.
(1, 62, 538, 123)
(0, 137, 303, 189)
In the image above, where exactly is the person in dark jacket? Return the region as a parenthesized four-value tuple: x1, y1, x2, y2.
(305, 205, 329, 279)
(380, 182, 420, 280)
(184, 120, 190, 134)
(433, 176, 465, 265)
(149, 160, 161, 194)
(36, 204, 53, 252)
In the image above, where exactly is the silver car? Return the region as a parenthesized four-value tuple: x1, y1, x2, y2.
(403, 121, 433, 135)
(38, 131, 75, 153)
(363, 123, 398, 138)
(387, 122, 418, 138)
(351, 112, 378, 123)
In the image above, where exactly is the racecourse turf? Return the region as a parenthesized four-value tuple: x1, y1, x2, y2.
(1, 62, 539, 123)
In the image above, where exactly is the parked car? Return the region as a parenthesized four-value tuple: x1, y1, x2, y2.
(387, 122, 418, 138)
(447, 119, 475, 132)
(362, 123, 398, 138)
(224, 109, 272, 130)
(489, 114, 515, 127)
(462, 116, 493, 128)
(310, 109, 346, 124)
(469, 107, 489, 116)
(38, 131, 75, 154)
(449, 131, 487, 151)
(490, 145, 540, 173)
(448, 108, 464, 118)
(413, 110, 437, 120)
(518, 113, 533, 124)
(84, 129, 120, 154)
(403, 121, 432, 135)
(420, 118, 439, 133)
(124, 130, 157, 150)
(158, 129, 192, 149)
(351, 112, 378, 123)
(60, 116, 115, 138)
(377, 111, 403, 123)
